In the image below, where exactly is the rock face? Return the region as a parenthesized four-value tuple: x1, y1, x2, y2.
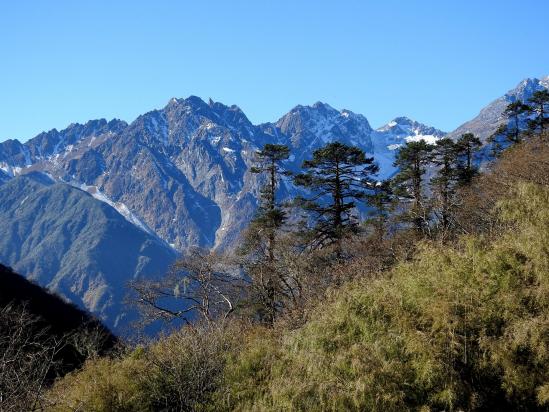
(263, 102, 375, 168)
(0, 173, 176, 333)
(0, 169, 10, 185)
(0, 98, 398, 252)
(371, 116, 447, 178)
(1, 76, 546, 330)
(447, 76, 549, 142)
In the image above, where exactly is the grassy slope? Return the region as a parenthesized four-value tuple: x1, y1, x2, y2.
(47, 139, 549, 411)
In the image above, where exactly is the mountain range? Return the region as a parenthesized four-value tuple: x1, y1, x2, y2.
(0, 76, 547, 333)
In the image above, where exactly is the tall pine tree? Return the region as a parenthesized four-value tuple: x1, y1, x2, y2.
(455, 133, 482, 184)
(248, 144, 291, 261)
(294, 142, 378, 253)
(364, 180, 394, 244)
(430, 138, 460, 236)
(489, 99, 531, 155)
(503, 100, 530, 143)
(392, 140, 435, 235)
(241, 144, 291, 325)
(527, 89, 549, 134)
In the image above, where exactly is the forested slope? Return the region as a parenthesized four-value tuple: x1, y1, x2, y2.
(45, 135, 549, 411)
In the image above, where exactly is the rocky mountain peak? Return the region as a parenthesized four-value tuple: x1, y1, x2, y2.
(392, 116, 414, 125)
(285, 101, 339, 118)
(162, 96, 255, 139)
(447, 75, 549, 141)
(274, 102, 373, 152)
(0, 90, 487, 331)
(504, 77, 546, 103)
(377, 117, 446, 137)
(165, 95, 211, 115)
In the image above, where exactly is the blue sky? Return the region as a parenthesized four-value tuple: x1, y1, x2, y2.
(1, 0, 548, 142)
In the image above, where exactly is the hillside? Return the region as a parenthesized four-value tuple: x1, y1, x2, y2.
(0, 263, 117, 411)
(45, 135, 549, 411)
(0, 263, 116, 343)
(0, 173, 176, 333)
(447, 76, 549, 141)
(0, 75, 546, 340)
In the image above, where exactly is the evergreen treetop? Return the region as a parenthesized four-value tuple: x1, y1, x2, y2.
(294, 141, 378, 249)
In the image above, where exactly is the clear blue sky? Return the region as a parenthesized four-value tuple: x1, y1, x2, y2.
(1, 0, 548, 142)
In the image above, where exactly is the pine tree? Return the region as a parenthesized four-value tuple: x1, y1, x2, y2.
(364, 180, 394, 244)
(527, 89, 549, 134)
(249, 144, 291, 261)
(294, 142, 378, 253)
(392, 140, 435, 234)
(455, 133, 482, 184)
(503, 100, 530, 143)
(489, 100, 531, 155)
(242, 144, 291, 325)
(430, 138, 460, 235)
(488, 124, 507, 157)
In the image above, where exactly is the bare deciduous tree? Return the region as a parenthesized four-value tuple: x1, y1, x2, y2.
(131, 249, 243, 327)
(0, 305, 62, 412)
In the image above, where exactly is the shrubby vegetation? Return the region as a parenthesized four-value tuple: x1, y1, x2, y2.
(0, 265, 116, 411)
(0, 93, 542, 411)
(47, 323, 246, 411)
(42, 122, 549, 411)
(218, 182, 549, 411)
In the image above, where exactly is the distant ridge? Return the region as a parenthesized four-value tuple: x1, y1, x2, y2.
(0, 263, 117, 378)
(0, 173, 176, 332)
(447, 76, 549, 141)
(0, 76, 546, 331)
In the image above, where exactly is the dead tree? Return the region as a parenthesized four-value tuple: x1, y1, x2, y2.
(131, 249, 243, 328)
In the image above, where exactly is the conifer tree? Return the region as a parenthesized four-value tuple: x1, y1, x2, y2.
(392, 140, 435, 234)
(489, 99, 531, 155)
(527, 89, 549, 134)
(503, 100, 530, 142)
(241, 144, 291, 325)
(248, 144, 291, 261)
(364, 180, 394, 244)
(294, 142, 378, 253)
(455, 133, 482, 184)
(488, 124, 507, 157)
(430, 138, 460, 235)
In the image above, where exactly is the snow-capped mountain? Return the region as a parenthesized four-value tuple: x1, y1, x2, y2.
(1, 75, 546, 331)
(447, 76, 549, 141)
(0, 119, 127, 172)
(376, 116, 445, 146)
(370, 117, 447, 178)
(3, 76, 546, 253)
(263, 102, 374, 166)
(0, 98, 392, 253)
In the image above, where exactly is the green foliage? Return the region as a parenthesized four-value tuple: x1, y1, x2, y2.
(48, 324, 242, 412)
(392, 140, 435, 234)
(240, 144, 292, 325)
(430, 138, 460, 234)
(249, 143, 291, 232)
(47, 352, 150, 412)
(294, 142, 378, 249)
(491, 94, 548, 154)
(503, 100, 531, 143)
(48, 140, 549, 412)
(364, 180, 395, 243)
(392, 140, 435, 196)
(489, 99, 533, 156)
(455, 133, 482, 184)
(527, 89, 549, 133)
(218, 182, 549, 411)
